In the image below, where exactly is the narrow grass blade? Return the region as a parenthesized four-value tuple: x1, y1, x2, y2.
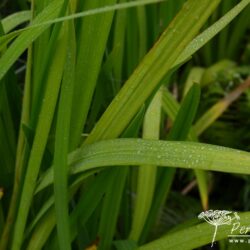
(168, 84, 200, 140)
(100, 0, 127, 95)
(137, 5, 147, 60)
(53, 19, 76, 250)
(0, 31, 33, 250)
(0, 83, 16, 177)
(140, 84, 200, 242)
(98, 168, 128, 250)
(11, 23, 68, 250)
(126, 7, 140, 76)
(217, 0, 233, 59)
(161, 89, 179, 121)
(30, 0, 70, 127)
(69, 0, 116, 149)
(111, 0, 127, 90)
(227, 5, 250, 59)
(26, 209, 56, 250)
(129, 89, 162, 241)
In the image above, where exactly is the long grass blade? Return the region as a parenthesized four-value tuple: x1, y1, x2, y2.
(69, 0, 117, 149)
(38, 138, 250, 189)
(53, 19, 76, 250)
(129, 89, 162, 241)
(140, 84, 201, 242)
(11, 22, 68, 250)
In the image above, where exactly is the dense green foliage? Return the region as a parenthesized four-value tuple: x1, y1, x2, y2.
(0, 0, 250, 249)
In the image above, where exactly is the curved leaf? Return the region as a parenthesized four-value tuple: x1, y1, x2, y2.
(2, 11, 31, 33)
(37, 138, 250, 190)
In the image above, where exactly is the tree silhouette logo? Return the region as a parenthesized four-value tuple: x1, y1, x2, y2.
(198, 210, 240, 247)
